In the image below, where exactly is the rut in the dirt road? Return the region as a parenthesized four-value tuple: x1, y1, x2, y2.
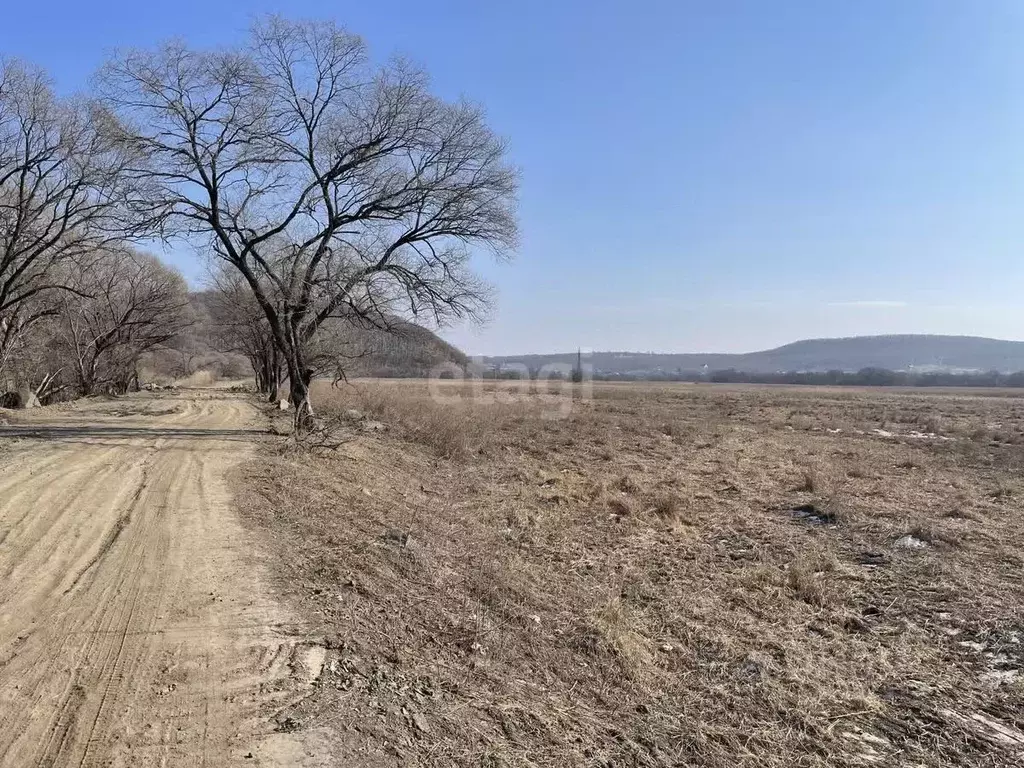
(0, 392, 328, 768)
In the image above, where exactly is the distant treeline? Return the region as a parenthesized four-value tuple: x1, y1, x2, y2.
(607, 368, 1024, 387)
(481, 366, 1024, 387)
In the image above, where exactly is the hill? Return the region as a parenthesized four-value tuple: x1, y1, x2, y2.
(343, 320, 469, 377)
(484, 335, 1024, 377)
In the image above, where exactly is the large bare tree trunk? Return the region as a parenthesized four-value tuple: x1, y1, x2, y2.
(284, 339, 314, 429)
(267, 346, 281, 403)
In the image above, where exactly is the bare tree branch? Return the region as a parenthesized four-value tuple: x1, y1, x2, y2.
(53, 249, 191, 395)
(98, 16, 519, 427)
(0, 59, 141, 371)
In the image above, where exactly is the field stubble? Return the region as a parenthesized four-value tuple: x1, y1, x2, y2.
(235, 380, 1024, 766)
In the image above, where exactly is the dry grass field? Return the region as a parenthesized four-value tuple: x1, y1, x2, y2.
(235, 380, 1024, 767)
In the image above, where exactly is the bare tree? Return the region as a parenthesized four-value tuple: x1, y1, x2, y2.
(98, 17, 518, 426)
(0, 59, 137, 374)
(0, 306, 67, 401)
(54, 249, 190, 395)
(207, 271, 283, 401)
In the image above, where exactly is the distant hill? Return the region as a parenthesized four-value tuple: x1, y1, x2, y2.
(347, 320, 468, 377)
(484, 335, 1024, 376)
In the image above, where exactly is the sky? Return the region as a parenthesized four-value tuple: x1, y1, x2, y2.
(4, 0, 1024, 354)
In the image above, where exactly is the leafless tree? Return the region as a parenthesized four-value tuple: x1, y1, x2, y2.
(54, 249, 190, 395)
(0, 59, 137, 374)
(207, 271, 283, 401)
(98, 16, 518, 426)
(0, 307, 66, 401)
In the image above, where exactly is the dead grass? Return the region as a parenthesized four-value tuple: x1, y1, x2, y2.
(651, 492, 681, 523)
(234, 379, 1024, 767)
(786, 557, 834, 607)
(606, 495, 634, 517)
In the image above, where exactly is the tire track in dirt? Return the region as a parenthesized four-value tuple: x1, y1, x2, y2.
(62, 457, 151, 598)
(0, 390, 331, 767)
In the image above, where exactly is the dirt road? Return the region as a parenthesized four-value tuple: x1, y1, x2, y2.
(0, 391, 328, 767)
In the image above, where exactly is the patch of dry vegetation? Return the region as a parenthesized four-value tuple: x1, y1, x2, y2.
(235, 380, 1024, 767)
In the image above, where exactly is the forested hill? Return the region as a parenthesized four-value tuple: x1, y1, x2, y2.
(484, 335, 1024, 376)
(348, 320, 468, 377)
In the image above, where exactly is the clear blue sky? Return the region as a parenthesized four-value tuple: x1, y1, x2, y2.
(5, 0, 1024, 353)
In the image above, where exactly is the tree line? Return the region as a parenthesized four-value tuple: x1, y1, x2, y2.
(585, 368, 1024, 388)
(0, 17, 518, 425)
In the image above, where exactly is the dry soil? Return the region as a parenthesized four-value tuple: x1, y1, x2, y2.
(0, 390, 332, 767)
